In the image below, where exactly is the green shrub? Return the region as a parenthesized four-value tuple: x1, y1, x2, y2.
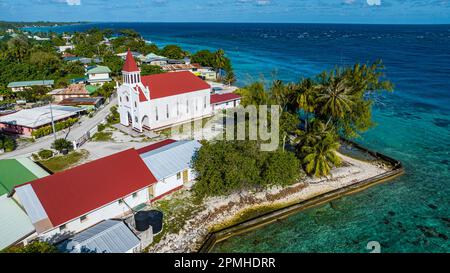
(0, 135, 16, 152)
(107, 105, 120, 124)
(31, 117, 79, 139)
(3, 241, 58, 253)
(97, 123, 106, 132)
(51, 138, 73, 153)
(38, 149, 54, 160)
(191, 140, 303, 199)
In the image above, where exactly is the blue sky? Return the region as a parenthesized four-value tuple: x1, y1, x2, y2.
(1, 0, 450, 24)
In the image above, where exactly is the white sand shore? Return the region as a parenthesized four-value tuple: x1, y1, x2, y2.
(149, 153, 390, 253)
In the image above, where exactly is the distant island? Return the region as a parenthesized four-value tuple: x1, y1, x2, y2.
(0, 21, 88, 29)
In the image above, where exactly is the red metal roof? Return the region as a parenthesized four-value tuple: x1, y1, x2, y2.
(137, 139, 177, 154)
(136, 86, 147, 102)
(210, 93, 241, 104)
(122, 49, 139, 72)
(141, 71, 211, 100)
(21, 149, 157, 227)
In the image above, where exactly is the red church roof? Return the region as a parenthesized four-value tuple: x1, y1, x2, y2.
(141, 71, 211, 100)
(136, 86, 148, 102)
(210, 93, 241, 104)
(122, 49, 139, 72)
(17, 149, 157, 227)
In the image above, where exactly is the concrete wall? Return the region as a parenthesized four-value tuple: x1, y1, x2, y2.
(212, 99, 241, 112)
(89, 73, 110, 81)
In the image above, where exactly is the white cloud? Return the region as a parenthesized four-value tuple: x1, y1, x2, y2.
(367, 0, 381, 6)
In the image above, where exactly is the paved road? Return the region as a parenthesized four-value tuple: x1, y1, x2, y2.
(0, 98, 117, 160)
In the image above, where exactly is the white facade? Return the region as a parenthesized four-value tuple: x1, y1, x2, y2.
(57, 45, 74, 53)
(117, 71, 212, 132)
(212, 99, 241, 112)
(37, 187, 150, 241)
(88, 73, 110, 81)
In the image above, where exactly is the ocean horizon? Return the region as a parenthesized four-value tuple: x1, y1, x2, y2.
(27, 22, 450, 253)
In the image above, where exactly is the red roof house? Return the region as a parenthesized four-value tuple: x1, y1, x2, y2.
(210, 93, 241, 104)
(14, 149, 157, 233)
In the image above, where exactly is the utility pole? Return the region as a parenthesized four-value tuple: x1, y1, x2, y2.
(49, 100, 57, 143)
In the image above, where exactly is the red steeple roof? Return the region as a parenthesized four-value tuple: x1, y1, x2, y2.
(122, 49, 139, 72)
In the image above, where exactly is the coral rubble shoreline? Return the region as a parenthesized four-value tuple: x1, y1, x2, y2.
(148, 151, 403, 253)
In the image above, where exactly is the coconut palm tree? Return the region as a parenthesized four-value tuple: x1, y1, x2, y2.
(316, 72, 355, 124)
(301, 133, 341, 177)
(294, 120, 340, 177)
(296, 78, 318, 131)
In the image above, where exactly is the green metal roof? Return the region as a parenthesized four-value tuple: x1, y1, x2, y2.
(7, 80, 54, 88)
(0, 159, 48, 196)
(86, 66, 112, 74)
(86, 85, 100, 94)
(0, 195, 35, 250)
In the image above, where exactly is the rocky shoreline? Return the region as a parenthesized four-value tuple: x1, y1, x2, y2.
(149, 153, 391, 253)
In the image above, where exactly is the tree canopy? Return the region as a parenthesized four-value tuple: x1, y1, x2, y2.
(235, 61, 393, 177)
(191, 140, 302, 199)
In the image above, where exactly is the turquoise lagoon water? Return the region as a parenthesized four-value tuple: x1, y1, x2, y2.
(29, 23, 450, 252)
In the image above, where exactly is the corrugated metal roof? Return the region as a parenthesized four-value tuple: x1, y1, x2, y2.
(0, 195, 35, 250)
(86, 65, 111, 74)
(140, 140, 201, 180)
(64, 220, 140, 253)
(7, 80, 54, 88)
(14, 184, 49, 224)
(0, 105, 82, 128)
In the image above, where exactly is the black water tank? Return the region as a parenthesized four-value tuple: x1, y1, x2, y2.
(134, 211, 150, 232)
(147, 210, 164, 234)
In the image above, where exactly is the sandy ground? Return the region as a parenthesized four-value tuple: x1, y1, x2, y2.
(149, 153, 389, 253)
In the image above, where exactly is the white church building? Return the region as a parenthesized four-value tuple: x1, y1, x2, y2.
(117, 50, 240, 132)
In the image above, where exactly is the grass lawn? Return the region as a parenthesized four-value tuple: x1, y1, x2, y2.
(91, 131, 113, 142)
(39, 149, 89, 173)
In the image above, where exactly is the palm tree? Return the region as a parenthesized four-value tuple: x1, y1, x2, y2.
(214, 49, 227, 79)
(301, 133, 341, 177)
(293, 120, 341, 177)
(296, 78, 318, 131)
(316, 73, 355, 124)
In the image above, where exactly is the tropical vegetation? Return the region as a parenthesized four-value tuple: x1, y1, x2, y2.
(2, 241, 58, 253)
(51, 138, 74, 153)
(0, 133, 16, 152)
(31, 117, 79, 138)
(235, 61, 393, 177)
(191, 140, 302, 199)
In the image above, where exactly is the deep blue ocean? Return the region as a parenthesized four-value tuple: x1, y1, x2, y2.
(28, 23, 450, 252)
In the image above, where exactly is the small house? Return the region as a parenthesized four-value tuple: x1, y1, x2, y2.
(7, 80, 54, 92)
(86, 66, 112, 86)
(49, 84, 90, 103)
